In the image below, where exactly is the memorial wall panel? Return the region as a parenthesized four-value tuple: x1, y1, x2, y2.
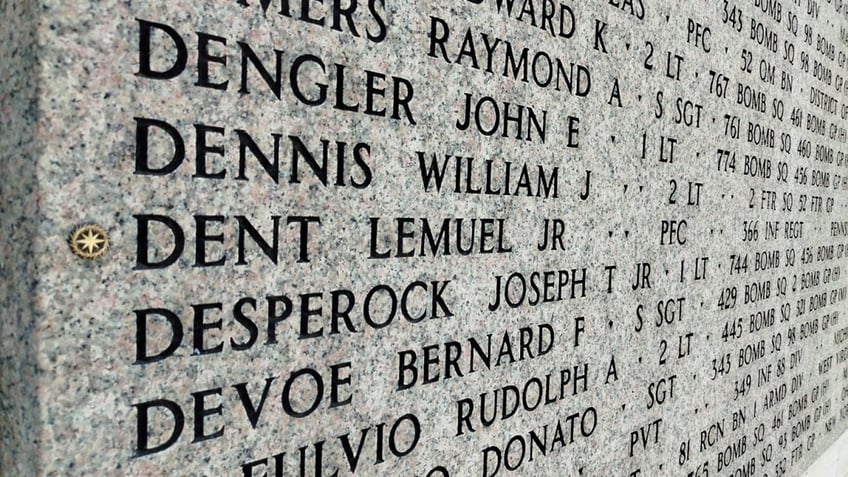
(2, 0, 848, 475)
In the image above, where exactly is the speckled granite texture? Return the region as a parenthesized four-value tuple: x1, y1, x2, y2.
(3, 0, 848, 476)
(1, 1, 43, 475)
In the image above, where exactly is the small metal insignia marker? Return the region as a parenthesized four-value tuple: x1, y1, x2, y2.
(69, 224, 109, 259)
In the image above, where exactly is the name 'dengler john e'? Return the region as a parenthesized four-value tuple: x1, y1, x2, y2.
(136, 19, 416, 124)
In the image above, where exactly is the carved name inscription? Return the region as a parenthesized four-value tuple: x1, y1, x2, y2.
(112, 0, 848, 475)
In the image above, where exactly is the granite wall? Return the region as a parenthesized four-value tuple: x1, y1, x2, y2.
(2, 0, 848, 476)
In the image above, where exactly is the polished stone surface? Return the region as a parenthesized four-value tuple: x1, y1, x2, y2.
(2, 1, 848, 475)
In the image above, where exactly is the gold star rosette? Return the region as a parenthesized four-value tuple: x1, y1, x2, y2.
(69, 224, 109, 259)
